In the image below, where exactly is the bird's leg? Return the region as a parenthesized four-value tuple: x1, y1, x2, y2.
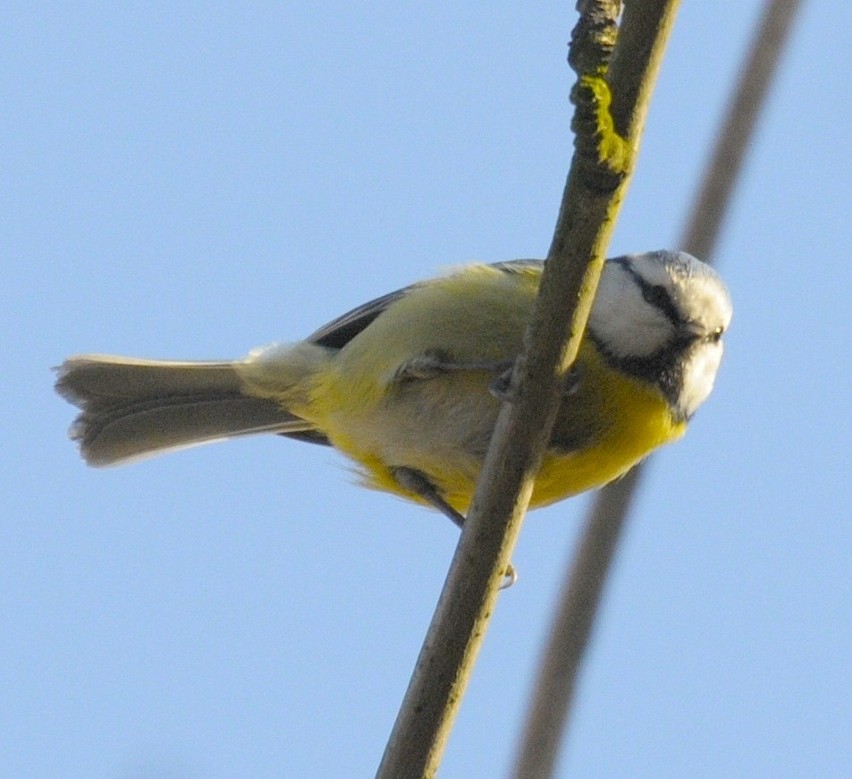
(392, 466, 465, 528)
(391, 466, 518, 588)
(489, 362, 581, 402)
(394, 350, 514, 384)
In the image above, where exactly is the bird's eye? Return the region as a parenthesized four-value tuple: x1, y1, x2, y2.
(707, 327, 724, 343)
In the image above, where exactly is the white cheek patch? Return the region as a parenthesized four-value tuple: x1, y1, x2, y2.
(589, 265, 674, 358)
(679, 342, 724, 418)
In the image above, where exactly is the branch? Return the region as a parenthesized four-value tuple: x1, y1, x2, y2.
(377, 2, 680, 776)
(511, 2, 804, 776)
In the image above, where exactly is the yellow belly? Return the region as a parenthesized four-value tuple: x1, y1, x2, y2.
(307, 344, 684, 515)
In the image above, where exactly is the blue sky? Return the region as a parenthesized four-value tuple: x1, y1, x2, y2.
(4, 2, 850, 777)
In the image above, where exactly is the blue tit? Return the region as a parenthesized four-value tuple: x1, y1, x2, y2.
(56, 250, 731, 526)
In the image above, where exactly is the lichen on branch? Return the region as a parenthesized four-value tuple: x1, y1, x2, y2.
(568, 1, 631, 192)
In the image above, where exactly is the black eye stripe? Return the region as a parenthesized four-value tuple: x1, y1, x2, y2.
(612, 257, 682, 326)
(641, 283, 681, 324)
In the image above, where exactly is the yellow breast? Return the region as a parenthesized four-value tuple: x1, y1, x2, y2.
(531, 347, 685, 508)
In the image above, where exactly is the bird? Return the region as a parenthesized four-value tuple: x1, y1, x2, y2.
(55, 250, 731, 527)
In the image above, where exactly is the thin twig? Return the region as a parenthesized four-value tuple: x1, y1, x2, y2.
(510, 2, 804, 776)
(377, 1, 681, 776)
(681, 0, 803, 260)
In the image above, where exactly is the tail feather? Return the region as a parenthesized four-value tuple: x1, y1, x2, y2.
(56, 355, 315, 466)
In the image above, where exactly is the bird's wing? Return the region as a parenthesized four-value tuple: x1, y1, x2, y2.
(305, 260, 544, 349)
(305, 286, 414, 349)
(287, 260, 545, 447)
(277, 284, 417, 446)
